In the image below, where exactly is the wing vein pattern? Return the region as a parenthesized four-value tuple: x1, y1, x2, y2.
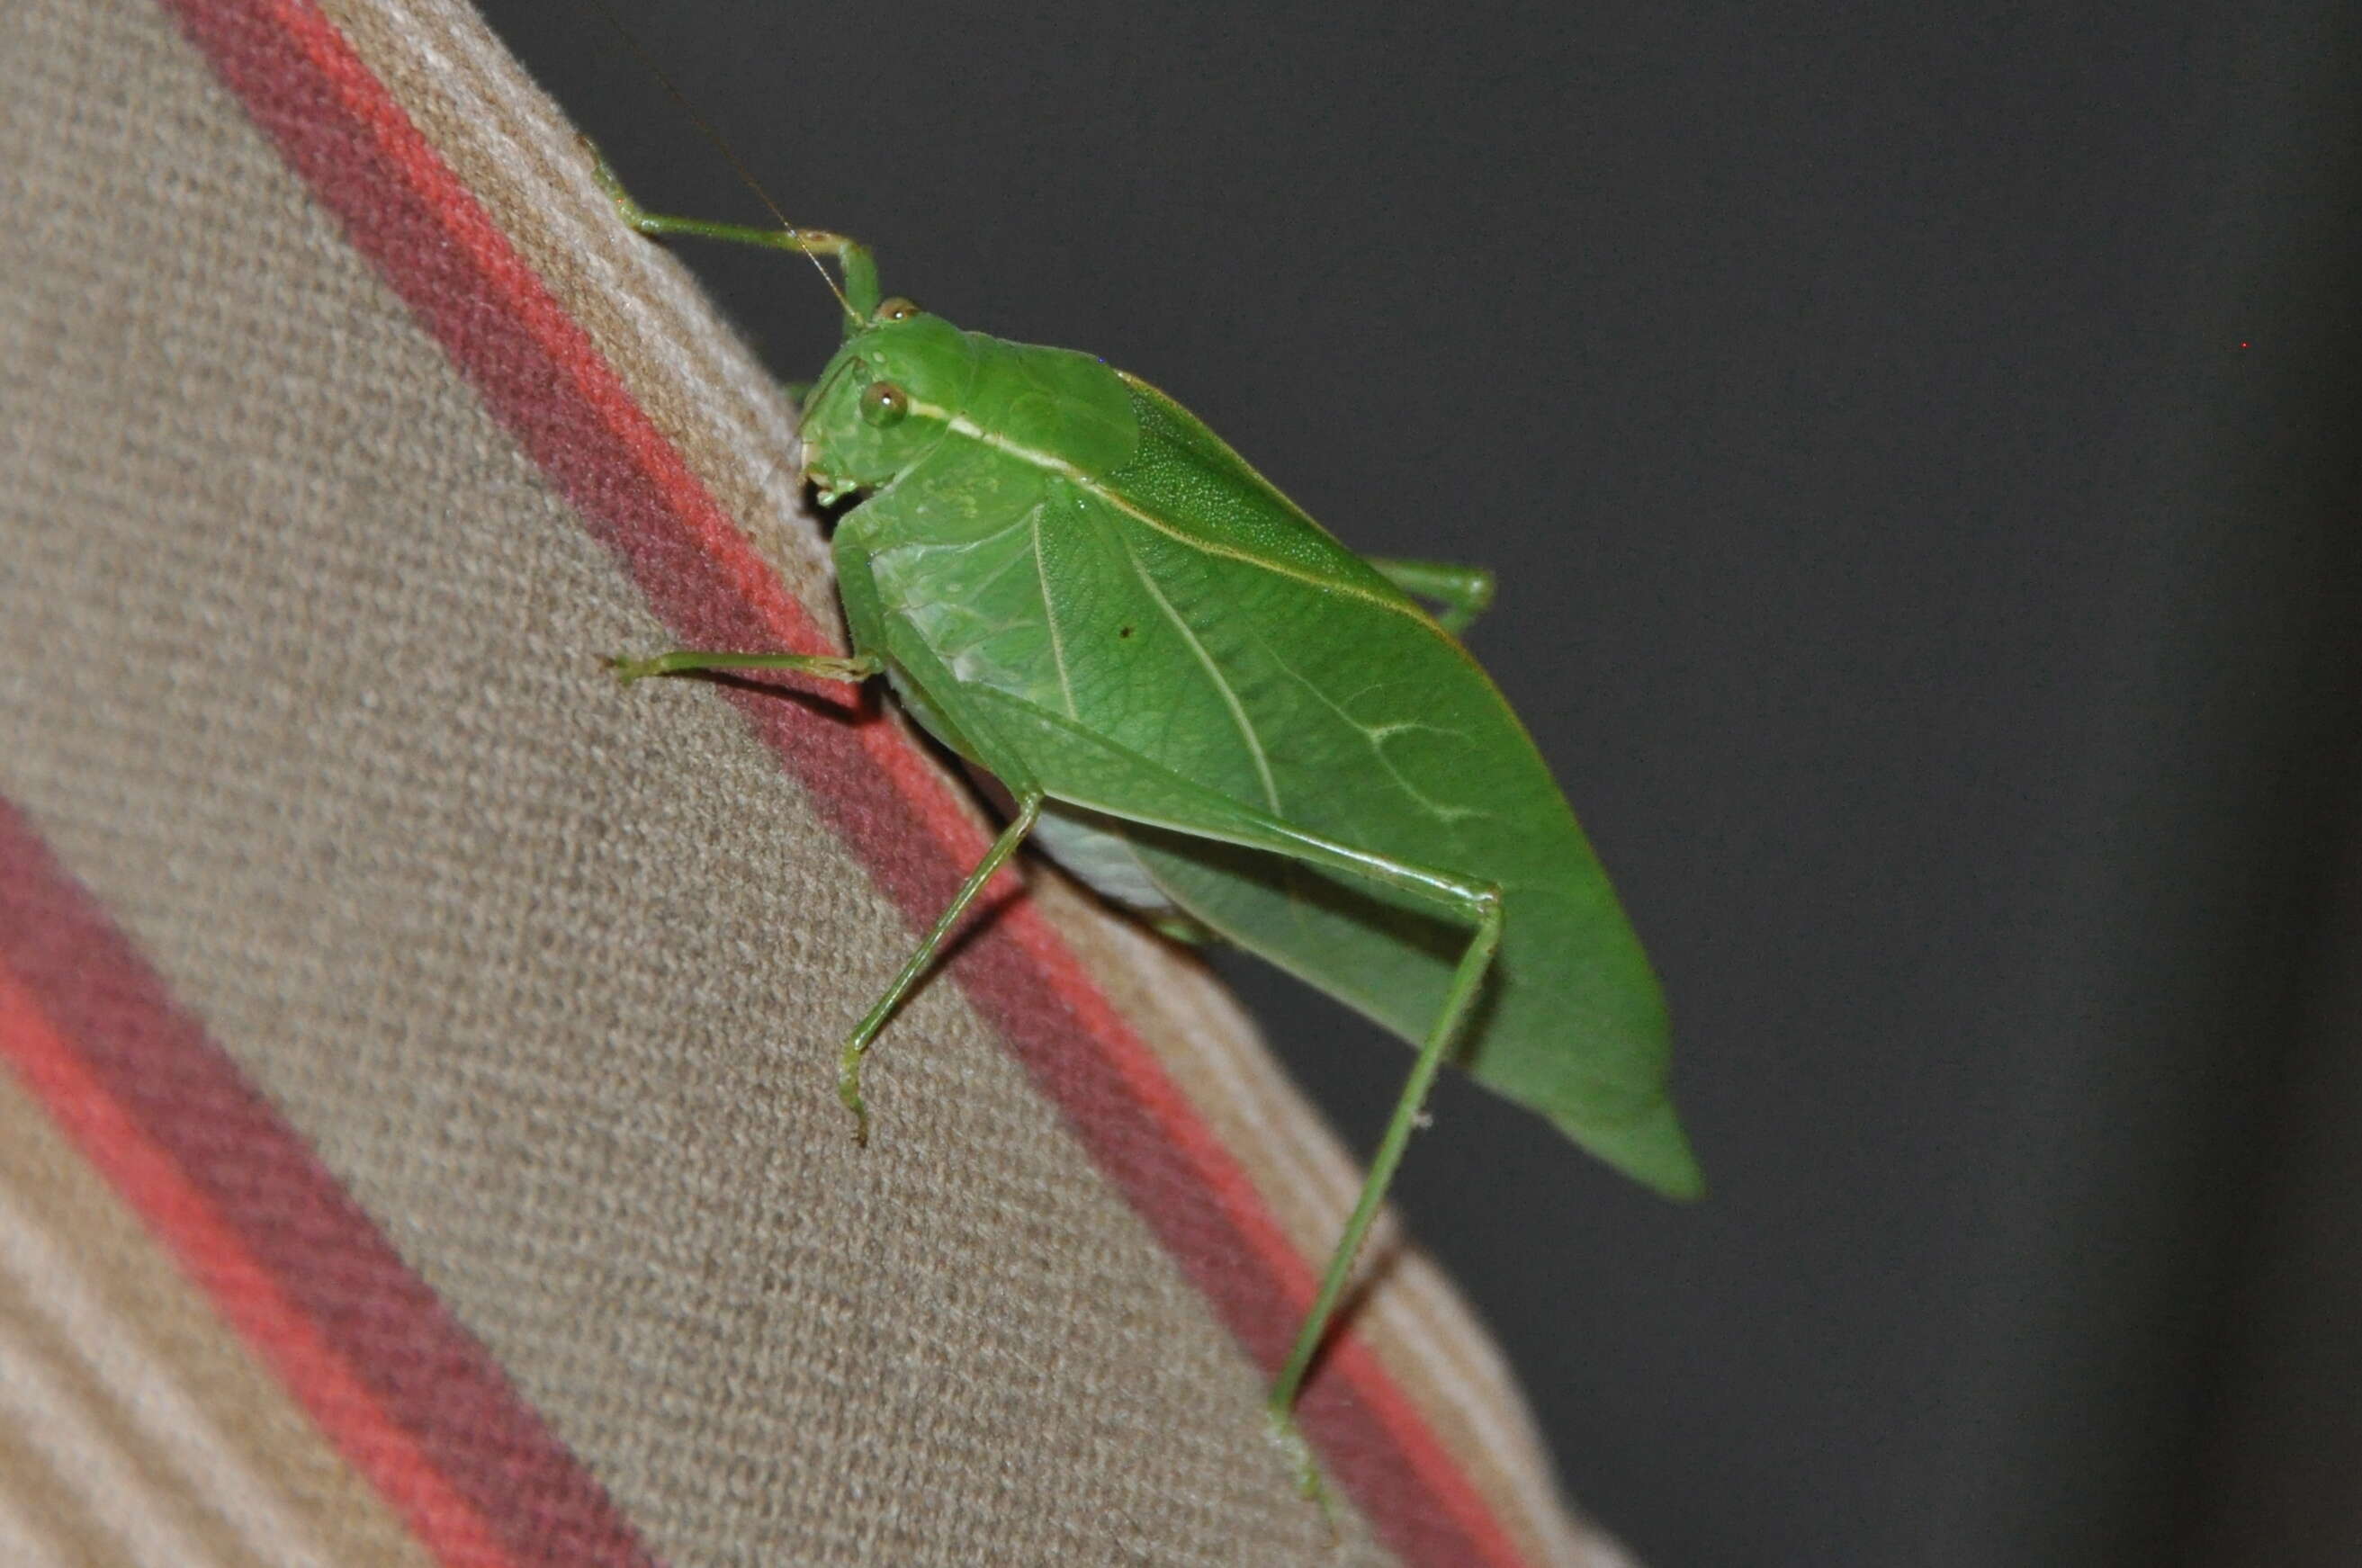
(1028, 497, 1078, 717)
(1113, 528, 1282, 813)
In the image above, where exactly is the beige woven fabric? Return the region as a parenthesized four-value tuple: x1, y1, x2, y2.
(0, 0, 1630, 1561)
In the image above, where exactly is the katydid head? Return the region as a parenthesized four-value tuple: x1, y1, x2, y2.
(799, 300, 974, 502)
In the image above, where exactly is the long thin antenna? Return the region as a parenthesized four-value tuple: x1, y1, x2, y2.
(588, 0, 850, 315)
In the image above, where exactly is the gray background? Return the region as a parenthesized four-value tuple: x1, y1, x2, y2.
(471, 3, 2361, 1564)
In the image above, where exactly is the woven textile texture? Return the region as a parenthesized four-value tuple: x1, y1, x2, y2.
(0, 0, 1636, 1562)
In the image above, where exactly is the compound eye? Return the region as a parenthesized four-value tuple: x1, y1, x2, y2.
(859, 381, 910, 427)
(873, 296, 923, 323)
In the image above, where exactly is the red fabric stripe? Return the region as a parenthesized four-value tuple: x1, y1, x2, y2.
(0, 802, 645, 1568)
(130, 0, 1534, 1561)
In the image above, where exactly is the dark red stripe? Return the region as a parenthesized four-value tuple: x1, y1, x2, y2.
(131, 0, 1533, 1560)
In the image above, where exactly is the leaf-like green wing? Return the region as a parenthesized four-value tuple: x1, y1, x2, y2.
(843, 395, 1700, 1198)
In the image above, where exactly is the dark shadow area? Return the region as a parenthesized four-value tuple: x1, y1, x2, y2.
(608, 661, 876, 719)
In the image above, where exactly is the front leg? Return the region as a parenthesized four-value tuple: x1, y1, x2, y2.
(608, 649, 882, 685)
(581, 137, 881, 323)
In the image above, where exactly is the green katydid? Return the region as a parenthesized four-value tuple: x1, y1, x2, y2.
(591, 142, 1702, 1482)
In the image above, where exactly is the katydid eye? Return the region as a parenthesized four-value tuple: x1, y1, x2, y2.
(873, 296, 922, 323)
(859, 381, 909, 426)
